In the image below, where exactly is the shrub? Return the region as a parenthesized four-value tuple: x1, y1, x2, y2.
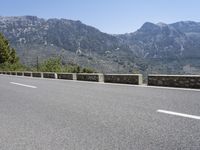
(39, 57, 62, 72)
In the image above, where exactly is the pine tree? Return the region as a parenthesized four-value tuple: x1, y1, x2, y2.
(9, 48, 19, 64)
(0, 33, 19, 64)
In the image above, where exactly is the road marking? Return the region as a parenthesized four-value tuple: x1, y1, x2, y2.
(157, 109, 200, 120)
(10, 82, 37, 89)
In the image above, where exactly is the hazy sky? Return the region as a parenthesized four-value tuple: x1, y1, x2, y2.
(1, 0, 200, 34)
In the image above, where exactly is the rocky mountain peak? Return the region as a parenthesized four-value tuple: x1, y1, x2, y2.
(138, 22, 160, 32)
(171, 21, 200, 33)
(156, 22, 168, 27)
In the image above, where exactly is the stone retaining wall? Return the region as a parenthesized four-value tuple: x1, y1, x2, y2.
(104, 74, 143, 85)
(77, 73, 104, 82)
(11, 72, 16, 75)
(6, 72, 11, 75)
(148, 75, 200, 89)
(24, 72, 32, 77)
(16, 72, 23, 76)
(32, 72, 42, 78)
(57, 73, 77, 80)
(43, 72, 57, 79)
(2, 71, 200, 89)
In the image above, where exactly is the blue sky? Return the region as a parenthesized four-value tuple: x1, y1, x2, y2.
(1, 0, 200, 34)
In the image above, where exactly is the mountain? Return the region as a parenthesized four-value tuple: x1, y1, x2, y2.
(118, 21, 200, 59)
(117, 21, 200, 75)
(0, 16, 135, 73)
(171, 21, 200, 34)
(0, 16, 200, 74)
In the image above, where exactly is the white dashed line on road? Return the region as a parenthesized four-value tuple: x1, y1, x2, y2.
(157, 109, 200, 120)
(10, 82, 37, 89)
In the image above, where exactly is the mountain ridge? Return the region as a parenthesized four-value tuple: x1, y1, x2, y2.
(0, 16, 200, 74)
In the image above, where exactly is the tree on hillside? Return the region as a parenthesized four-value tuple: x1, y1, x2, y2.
(9, 48, 19, 64)
(0, 33, 19, 64)
(39, 57, 62, 72)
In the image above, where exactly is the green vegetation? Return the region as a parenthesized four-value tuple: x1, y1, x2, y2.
(0, 33, 18, 64)
(38, 57, 62, 72)
(37, 57, 95, 73)
(82, 67, 95, 73)
(0, 62, 25, 71)
(0, 33, 25, 71)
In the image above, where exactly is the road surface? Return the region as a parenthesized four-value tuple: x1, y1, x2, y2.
(0, 75, 200, 149)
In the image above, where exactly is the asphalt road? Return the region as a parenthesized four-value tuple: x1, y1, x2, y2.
(0, 75, 200, 150)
